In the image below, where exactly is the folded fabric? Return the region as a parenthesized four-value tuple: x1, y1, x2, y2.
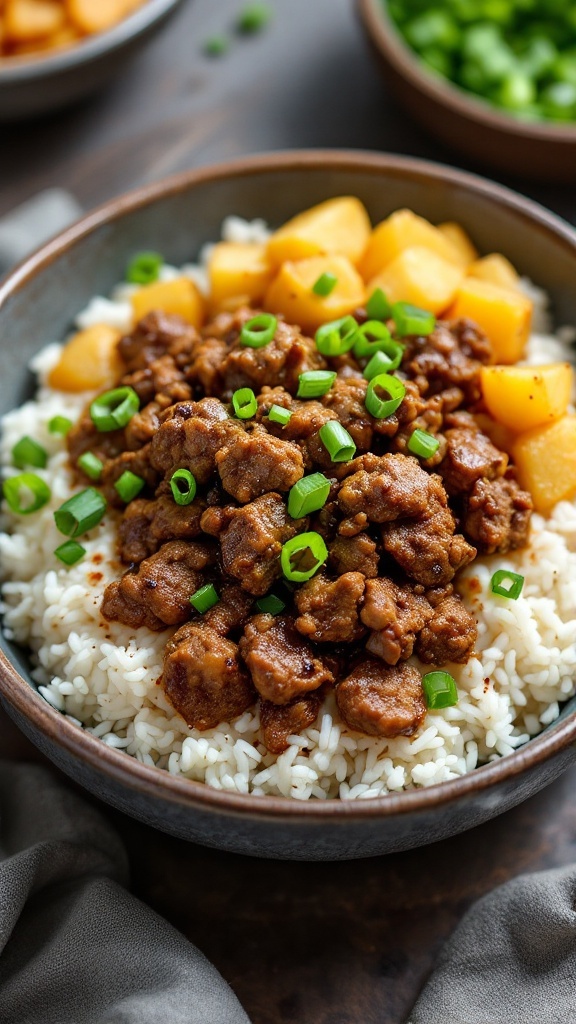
(408, 863, 576, 1023)
(0, 762, 251, 1024)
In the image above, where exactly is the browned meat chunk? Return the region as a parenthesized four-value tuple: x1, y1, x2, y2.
(382, 477, 476, 587)
(336, 660, 426, 738)
(463, 476, 532, 554)
(321, 377, 374, 450)
(67, 414, 125, 467)
(186, 338, 229, 395)
(294, 572, 366, 643)
(216, 427, 304, 503)
(118, 495, 207, 563)
(402, 318, 491, 402)
(101, 540, 215, 631)
(338, 453, 432, 523)
(329, 533, 380, 577)
(240, 614, 334, 704)
(118, 311, 199, 373)
(214, 492, 303, 596)
(100, 445, 159, 508)
(361, 578, 433, 665)
(124, 402, 162, 451)
(121, 354, 191, 410)
(220, 316, 326, 395)
(416, 595, 477, 665)
(439, 428, 508, 495)
(260, 692, 322, 754)
(150, 398, 241, 484)
(203, 584, 255, 636)
(162, 623, 255, 730)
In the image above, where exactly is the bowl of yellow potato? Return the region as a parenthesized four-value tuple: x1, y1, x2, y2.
(0, 0, 183, 120)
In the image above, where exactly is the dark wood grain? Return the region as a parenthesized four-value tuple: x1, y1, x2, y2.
(2, 2, 576, 1022)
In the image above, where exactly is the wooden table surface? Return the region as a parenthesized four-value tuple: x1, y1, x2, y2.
(2, 2, 576, 1022)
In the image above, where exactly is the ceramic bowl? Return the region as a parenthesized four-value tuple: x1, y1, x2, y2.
(1, 150, 576, 860)
(0, 0, 182, 121)
(356, 0, 576, 184)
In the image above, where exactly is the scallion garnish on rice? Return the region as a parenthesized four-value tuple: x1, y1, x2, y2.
(48, 415, 73, 436)
(54, 540, 86, 566)
(12, 436, 47, 470)
(3, 473, 51, 515)
(54, 488, 106, 537)
(422, 671, 458, 710)
(491, 569, 525, 600)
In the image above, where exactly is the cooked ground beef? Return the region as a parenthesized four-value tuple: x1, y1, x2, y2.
(439, 427, 508, 495)
(402, 318, 491, 402)
(463, 476, 533, 554)
(336, 660, 426, 737)
(118, 495, 207, 563)
(218, 310, 326, 395)
(415, 595, 478, 664)
(259, 691, 323, 754)
(361, 577, 433, 665)
(240, 614, 334, 704)
(338, 453, 433, 523)
(329, 532, 380, 577)
(215, 426, 304, 503)
(118, 311, 199, 373)
(294, 572, 366, 643)
(149, 398, 242, 485)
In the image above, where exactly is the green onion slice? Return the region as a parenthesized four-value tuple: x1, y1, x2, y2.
(126, 251, 163, 285)
(114, 471, 145, 503)
(287, 473, 331, 519)
(312, 272, 338, 297)
(204, 35, 229, 56)
(422, 671, 458, 710)
(365, 373, 406, 419)
(407, 429, 440, 459)
(315, 316, 358, 357)
(190, 583, 219, 613)
(392, 301, 435, 337)
(3, 473, 51, 515)
(232, 387, 258, 419)
(362, 344, 404, 380)
(237, 2, 272, 33)
(491, 569, 524, 601)
(268, 404, 292, 426)
(54, 540, 86, 566)
(255, 594, 286, 615)
(170, 468, 197, 505)
(12, 436, 47, 470)
(48, 415, 72, 436)
(353, 320, 394, 359)
(90, 387, 140, 432)
(78, 452, 104, 481)
(318, 421, 357, 463)
(54, 488, 106, 537)
(239, 313, 277, 348)
(281, 531, 328, 582)
(297, 370, 337, 399)
(366, 287, 392, 320)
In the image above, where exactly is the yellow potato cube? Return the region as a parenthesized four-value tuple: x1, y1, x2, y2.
(367, 246, 464, 316)
(66, 0, 135, 33)
(512, 415, 576, 512)
(5, 0, 65, 41)
(48, 324, 123, 393)
(468, 253, 520, 291)
(358, 209, 468, 281)
(481, 363, 573, 433)
(266, 197, 371, 269)
(447, 277, 532, 363)
(208, 242, 272, 312)
(130, 277, 205, 329)
(264, 255, 365, 332)
(437, 222, 478, 265)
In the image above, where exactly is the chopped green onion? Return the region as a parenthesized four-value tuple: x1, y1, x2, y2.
(232, 387, 258, 419)
(54, 488, 106, 537)
(287, 473, 331, 519)
(353, 320, 394, 359)
(366, 287, 392, 320)
(90, 387, 139, 432)
(422, 671, 458, 710)
(491, 569, 524, 601)
(54, 540, 86, 566)
(78, 452, 104, 481)
(297, 370, 336, 399)
(407, 429, 440, 459)
(315, 316, 357, 357)
(237, 3, 272, 33)
(362, 342, 405, 379)
(48, 415, 72, 436)
(268, 404, 292, 426)
(365, 373, 406, 419)
(114, 471, 145, 503)
(318, 421, 356, 463)
(240, 313, 277, 348)
(3, 473, 51, 515)
(126, 251, 163, 285)
(256, 594, 286, 615)
(12, 436, 47, 470)
(203, 35, 229, 56)
(190, 583, 219, 613)
(312, 272, 338, 297)
(170, 468, 197, 505)
(392, 302, 435, 337)
(281, 531, 328, 583)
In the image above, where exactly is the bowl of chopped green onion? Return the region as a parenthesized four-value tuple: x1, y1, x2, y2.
(357, 0, 576, 182)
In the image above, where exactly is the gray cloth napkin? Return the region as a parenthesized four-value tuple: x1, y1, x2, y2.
(0, 761, 251, 1024)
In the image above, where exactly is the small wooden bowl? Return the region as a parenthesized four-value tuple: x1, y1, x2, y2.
(357, 0, 576, 183)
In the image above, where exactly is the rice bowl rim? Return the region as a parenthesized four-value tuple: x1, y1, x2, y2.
(1, 147, 576, 821)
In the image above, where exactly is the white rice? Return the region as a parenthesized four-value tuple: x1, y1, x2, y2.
(1, 218, 576, 801)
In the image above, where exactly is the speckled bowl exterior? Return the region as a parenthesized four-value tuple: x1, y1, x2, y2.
(0, 0, 182, 121)
(1, 151, 576, 860)
(356, 0, 576, 184)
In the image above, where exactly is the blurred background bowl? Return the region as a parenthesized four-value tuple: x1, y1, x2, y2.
(356, 0, 576, 184)
(0, 0, 183, 121)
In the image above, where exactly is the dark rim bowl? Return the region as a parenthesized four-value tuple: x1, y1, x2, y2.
(1, 150, 576, 858)
(356, 0, 576, 183)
